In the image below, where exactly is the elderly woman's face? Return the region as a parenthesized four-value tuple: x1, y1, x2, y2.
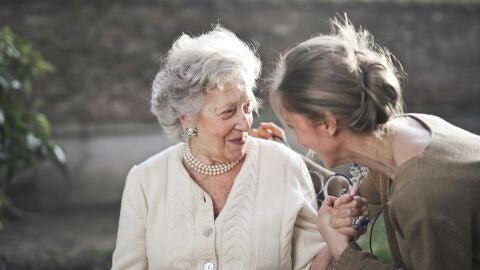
(190, 83, 254, 163)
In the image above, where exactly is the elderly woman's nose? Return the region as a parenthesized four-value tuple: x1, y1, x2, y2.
(234, 112, 251, 131)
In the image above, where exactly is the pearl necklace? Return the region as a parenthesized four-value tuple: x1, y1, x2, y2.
(183, 142, 240, 175)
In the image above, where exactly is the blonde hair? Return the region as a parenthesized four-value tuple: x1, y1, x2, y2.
(270, 15, 405, 134)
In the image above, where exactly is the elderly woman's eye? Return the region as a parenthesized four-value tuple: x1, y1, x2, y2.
(223, 108, 235, 115)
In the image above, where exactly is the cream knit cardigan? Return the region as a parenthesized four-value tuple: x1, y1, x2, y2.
(112, 137, 324, 270)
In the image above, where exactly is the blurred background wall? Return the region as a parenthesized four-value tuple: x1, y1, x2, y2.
(0, 0, 479, 269)
(2, 0, 478, 206)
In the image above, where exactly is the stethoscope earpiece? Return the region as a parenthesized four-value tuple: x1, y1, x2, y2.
(315, 173, 353, 205)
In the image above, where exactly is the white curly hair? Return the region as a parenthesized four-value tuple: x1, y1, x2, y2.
(151, 25, 262, 140)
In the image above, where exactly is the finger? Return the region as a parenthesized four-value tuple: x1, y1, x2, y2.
(333, 194, 354, 208)
(349, 185, 357, 196)
(259, 122, 286, 140)
(265, 128, 277, 140)
(257, 127, 273, 140)
(336, 222, 369, 239)
(338, 196, 366, 210)
(250, 128, 270, 140)
(251, 127, 271, 140)
(338, 203, 369, 218)
(322, 196, 337, 208)
(327, 207, 339, 216)
(331, 216, 353, 230)
(259, 122, 280, 130)
(354, 196, 367, 206)
(337, 207, 362, 218)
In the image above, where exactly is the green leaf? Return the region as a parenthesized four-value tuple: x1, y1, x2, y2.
(52, 144, 66, 164)
(33, 99, 45, 110)
(35, 112, 51, 138)
(37, 60, 54, 74)
(5, 45, 20, 59)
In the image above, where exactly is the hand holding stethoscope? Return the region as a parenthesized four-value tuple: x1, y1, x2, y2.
(312, 164, 370, 232)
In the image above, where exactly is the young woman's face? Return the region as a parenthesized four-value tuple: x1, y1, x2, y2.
(283, 111, 340, 168)
(189, 83, 254, 163)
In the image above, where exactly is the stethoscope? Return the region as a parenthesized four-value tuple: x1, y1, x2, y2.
(311, 162, 368, 205)
(309, 171, 354, 205)
(271, 135, 366, 205)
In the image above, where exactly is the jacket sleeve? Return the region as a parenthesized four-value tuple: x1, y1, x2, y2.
(333, 171, 401, 270)
(335, 208, 472, 270)
(111, 166, 148, 270)
(333, 242, 401, 270)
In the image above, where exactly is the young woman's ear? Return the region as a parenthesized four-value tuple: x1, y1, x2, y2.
(322, 111, 338, 136)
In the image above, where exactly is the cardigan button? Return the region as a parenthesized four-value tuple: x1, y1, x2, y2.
(203, 227, 213, 238)
(204, 262, 214, 270)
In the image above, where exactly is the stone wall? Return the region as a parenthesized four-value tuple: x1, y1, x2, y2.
(1, 1, 479, 205)
(1, 1, 479, 131)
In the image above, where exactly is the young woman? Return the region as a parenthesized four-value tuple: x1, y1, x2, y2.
(269, 17, 480, 270)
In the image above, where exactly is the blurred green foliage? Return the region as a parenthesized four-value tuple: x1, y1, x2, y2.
(0, 26, 65, 227)
(357, 214, 394, 264)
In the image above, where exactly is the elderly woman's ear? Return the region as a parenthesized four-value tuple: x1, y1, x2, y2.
(180, 114, 194, 129)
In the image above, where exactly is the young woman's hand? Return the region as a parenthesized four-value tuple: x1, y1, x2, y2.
(249, 122, 287, 142)
(331, 194, 369, 240)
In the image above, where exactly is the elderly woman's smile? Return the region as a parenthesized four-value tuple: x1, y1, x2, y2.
(228, 137, 246, 145)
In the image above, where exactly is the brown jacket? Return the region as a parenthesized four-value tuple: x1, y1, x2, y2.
(334, 114, 480, 270)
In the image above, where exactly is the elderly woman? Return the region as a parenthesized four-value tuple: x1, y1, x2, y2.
(111, 26, 366, 270)
(269, 17, 480, 270)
